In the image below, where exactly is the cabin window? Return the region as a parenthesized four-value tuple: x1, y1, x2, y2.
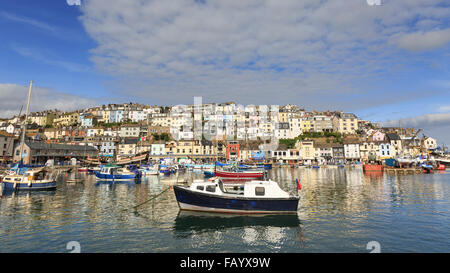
(15, 178, 22, 181)
(255, 187, 265, 196)
(206, 185, 216, 193)
(196, 186, 204, 191)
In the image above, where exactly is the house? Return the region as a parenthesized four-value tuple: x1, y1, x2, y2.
(0, 130, 17, 163)
(117, 137, 139, 158)
(385, 133, 402, 157)
(423, 137, 437, 150)
(120, 124, 140, 138)
(379, 142, 393, 159)
(332, 112, 358, 134)
(296, 140, 314, 165)
(150, 142, 166, 156)
(343, 139, 361, 162)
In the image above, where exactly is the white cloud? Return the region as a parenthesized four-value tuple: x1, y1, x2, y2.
(67, 0, 81, 6)
(0, 83, 97, 118)
(77, 0, 450, 108)
(393, 28, 450, 52)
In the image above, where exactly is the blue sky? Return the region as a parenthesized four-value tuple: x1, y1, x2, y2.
(1, 0, 450, 143)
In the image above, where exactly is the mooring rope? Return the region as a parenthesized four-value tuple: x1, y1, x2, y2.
(132, 186, 171, 210)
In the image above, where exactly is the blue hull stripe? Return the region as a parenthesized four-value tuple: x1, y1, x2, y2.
(2, 181, 56, 191)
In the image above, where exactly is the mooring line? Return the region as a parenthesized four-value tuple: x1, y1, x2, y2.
(132, 186, 171, 210)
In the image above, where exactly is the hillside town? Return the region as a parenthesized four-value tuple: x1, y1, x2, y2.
(0, 102, 446, 166)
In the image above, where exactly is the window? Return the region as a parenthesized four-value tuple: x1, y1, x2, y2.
(255, 187, 265, 196)
(206, 185, 216, 193)
(196, 186, 204, 191)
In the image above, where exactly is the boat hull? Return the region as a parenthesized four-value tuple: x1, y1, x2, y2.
(215, 170, 264, 179)
(363, 164, 383, 172)
(173, 186, 299, 214)
(94, 172, 136, 181)
(2, 180, 56, 191)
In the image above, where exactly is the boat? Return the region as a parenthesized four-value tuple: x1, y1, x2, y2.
(436, 162, 446, 171)
(215, 170, 264, 179)
(94, 165, 139, 181)
(363, 164, 383, 172)
(2, 167, 56, 191)
(140, 166, 159, 176)
(421, 163, 433, 173)
(87, 166, 101, 174)
(204, 170, 215, 177)
(78, 167, 89, 172)
(173, 178, 299, 214)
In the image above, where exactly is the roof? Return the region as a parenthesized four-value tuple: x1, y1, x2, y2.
(385, 133, 401, 141)
(24, 141, 98, 151)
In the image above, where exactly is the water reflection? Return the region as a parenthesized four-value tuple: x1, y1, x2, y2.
(0, 168, 449, 252)
(174, 211, 301, 235)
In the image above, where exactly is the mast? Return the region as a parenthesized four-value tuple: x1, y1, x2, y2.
(19, 80, 33, 165)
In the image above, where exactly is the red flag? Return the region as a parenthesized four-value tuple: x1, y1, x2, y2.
(296, 178, 301, 190)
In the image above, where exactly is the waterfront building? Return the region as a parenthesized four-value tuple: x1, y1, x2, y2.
(385, 133, 402, 157)
(379, 142, 393, 159)
(150, 142, 166, 156)
(226, 141, 240, 160)
(117, 137, 139, 158)
(296, 140, 314, 165)
(13, 141, 98, 164)
(343, 139, 361, 162)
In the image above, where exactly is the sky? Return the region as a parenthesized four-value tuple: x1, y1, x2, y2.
(0, 0, 450, 144)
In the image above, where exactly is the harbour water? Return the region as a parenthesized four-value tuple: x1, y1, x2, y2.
(0, 167, 449, 253)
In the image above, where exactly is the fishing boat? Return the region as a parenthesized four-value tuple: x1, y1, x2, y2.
(215, 170, 264, 179)
(2, 167, 56, 191)
(94, 165, 139, 181)
(173, 178, 299, 214)
(363, 164, 383, 172)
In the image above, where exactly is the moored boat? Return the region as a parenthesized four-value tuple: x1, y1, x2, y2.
(2, 168, 56, 191)
(94, 165, 138, 181)
(363, 163, 383, 172)
(215, 170, 264, 179)
(173, 179, 299, 214)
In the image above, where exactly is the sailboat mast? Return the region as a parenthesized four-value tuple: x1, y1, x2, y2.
(19, 80, 33, 163)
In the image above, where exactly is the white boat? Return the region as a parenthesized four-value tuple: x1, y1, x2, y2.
(140, 166, 159, 176)
(173, 178, 299, 214)
(2, 167, 57, 191)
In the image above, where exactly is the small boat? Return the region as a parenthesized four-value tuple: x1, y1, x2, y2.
(140, 166, 159, 176)
(94, 165, 138, 181)
(436, 162, 446, 171)
(421, 163, 433, 174)
(173, 178, 299, 214)
(215, 170, 264, 179)
(2, 168, 56, 191)
(88, 166, 101, 174)
(78, 167, 89, 172)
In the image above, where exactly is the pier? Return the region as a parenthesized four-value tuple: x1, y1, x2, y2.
(384, 168, 423, 175)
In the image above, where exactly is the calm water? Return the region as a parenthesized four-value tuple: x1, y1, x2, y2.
(0, 167, 449, 253)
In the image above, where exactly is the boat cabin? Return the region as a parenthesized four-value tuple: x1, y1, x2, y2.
(189, 179, 291, 198)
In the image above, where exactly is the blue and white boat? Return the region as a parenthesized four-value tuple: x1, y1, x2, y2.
(173, 178, 299, 214)
(94, 165, 138, 181)
(2, 167, 56, 191)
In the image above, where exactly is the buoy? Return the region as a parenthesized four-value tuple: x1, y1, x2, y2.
(296, 178, 301, 190)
